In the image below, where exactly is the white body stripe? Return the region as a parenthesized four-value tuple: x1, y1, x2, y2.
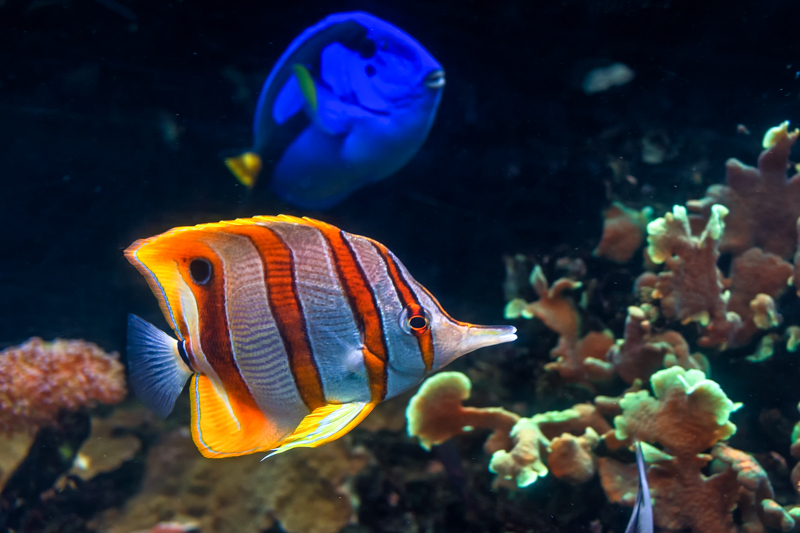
(344, 233, 426, 399)
(269, 222, 371, 404)
(205, 233, 309, 436)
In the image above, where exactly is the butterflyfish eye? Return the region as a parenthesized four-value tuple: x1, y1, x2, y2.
(189, 258, 212, 285)
(400, 304, 431, 336)
(365, 64, 376, 77)
(425, 70, 446, 89)
(357, 37, 376, 59)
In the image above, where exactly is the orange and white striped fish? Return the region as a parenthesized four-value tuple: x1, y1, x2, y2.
(125, 215, 516, 458)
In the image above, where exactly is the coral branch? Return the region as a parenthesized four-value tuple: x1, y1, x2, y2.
(593, 202, 652, 264)
(687, 121, 800, 259)
(646, 204, 742, 347)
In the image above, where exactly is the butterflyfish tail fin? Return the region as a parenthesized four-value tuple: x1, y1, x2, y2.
(625, 439, 654, 533)
(263, 401, 375, 459)
(127, 314, 192, 418)
(225, 151, 263, 189)
(291, 63, 318, 114)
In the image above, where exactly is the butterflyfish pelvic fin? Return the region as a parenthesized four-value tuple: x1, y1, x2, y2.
(625, 439, 654, 533)
(291, 63, 318, 114)
(225, 151, 263, 189)
(263, 401, 375, 459)
(127, 314, 192, 418)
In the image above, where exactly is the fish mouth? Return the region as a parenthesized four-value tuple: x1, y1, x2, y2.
(461, 324, 517, 352)
(425, 69, 446, 89)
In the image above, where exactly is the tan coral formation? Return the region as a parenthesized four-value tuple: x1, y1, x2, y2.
(92, 430, 369, 533)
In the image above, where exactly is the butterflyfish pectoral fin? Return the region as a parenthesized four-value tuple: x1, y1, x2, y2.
(291, 63, 318, 114)
(127, 314, 192, 419)
(263, 401, 376, 459)
(224, 151, 263, 189)
(190, 374, 280, 458)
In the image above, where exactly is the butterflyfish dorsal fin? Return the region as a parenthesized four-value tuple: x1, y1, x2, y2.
(190, 374, 286, 458)
(291, 63, 318, 114)
(127, 314, 192, 418)
(264, 401, 375, 458)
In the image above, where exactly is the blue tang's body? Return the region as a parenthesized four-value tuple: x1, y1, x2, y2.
(225, 12, 445, 210)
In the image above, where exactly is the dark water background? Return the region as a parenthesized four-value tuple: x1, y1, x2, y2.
(1, 0, 797, 356)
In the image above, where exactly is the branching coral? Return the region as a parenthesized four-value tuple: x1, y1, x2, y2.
(0, 338, 127, 436)
(606, 306, 706, 384)
(613, 366, 740, 455)
(687, 121, 800, 259)
(505, 266, 615, 384)
(725, 247, 792, 346)
(407, 371, 610, 489)
(646, 204, 742, 347)
(406, 372, 519, 453)
(593, 202, 653, 264)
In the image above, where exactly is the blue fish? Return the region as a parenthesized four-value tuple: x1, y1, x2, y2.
(225, 12, 445, 210)
(625, 440, 654, 533)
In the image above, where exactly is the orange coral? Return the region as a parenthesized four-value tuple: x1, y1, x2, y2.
(405, 372, 519, 453)
(606, 306, 704, 384)
(406, 371, 611, 489)
(646, 204, 742, 347)
(593, 202, 652, 264)
(725, 247, 791, 346)
(687, 121, 800, 259)
(505, 266, 615, 384)
(0, 337, 126, 436)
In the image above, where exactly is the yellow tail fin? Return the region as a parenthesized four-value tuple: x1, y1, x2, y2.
(225, 151, 262, 188)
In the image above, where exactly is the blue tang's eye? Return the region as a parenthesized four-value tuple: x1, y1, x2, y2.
(365, 64, 376, 77)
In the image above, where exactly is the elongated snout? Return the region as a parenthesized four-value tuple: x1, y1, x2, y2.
(460, 324, 517, 353)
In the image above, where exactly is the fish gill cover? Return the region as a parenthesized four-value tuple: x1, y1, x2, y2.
(2, 0, 800, 532)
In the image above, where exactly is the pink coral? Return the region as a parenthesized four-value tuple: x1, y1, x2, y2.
(0, 337, 127, 436)
(687, 121, 800, 259)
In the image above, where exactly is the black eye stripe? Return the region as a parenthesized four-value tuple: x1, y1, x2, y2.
(189, 258, 212, 285)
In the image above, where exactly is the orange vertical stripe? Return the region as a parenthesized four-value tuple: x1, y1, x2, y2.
(226, 225, 327, 411)
(369, 241, 435, 371)
(303, 220, 388, 402)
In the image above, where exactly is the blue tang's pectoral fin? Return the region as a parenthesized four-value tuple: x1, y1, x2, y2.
(291, 63, 363, 137)
(291, 64, 318, 115)
(625, 439, 654, 533)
